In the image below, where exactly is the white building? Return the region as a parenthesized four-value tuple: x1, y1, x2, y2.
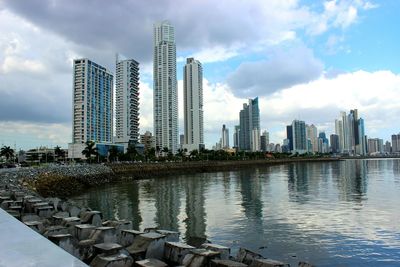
(115, 56, 140, 150)
(368, 138, 384, 154)
(183, 58, 204, 151)
(153, 20, 178, 153)
(306, 124, 318, 153)
(69, 58, 113, 159)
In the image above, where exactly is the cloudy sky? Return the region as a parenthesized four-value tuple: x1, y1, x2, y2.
(0, 0, 399, 150)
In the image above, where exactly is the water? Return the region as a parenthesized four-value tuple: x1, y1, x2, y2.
(70, 159, 400, 266)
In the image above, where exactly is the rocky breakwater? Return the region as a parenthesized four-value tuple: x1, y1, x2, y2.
(0, 181, 315, 267)
(109, 158, 341, 179)
(0, 164, 115, 198)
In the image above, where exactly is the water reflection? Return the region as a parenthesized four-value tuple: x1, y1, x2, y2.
(70, 159, 400, 266)
(334, 160, 368, 203)
(183, 175, 207, 246)
(154, 178, 181, 230)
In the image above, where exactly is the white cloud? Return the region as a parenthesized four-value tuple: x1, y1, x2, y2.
(307, 0, 374, 35)
(1, 56, 45, 74)
(178, 44, 242, 64)
(228, 45, 324, 97)
(0, 121, 70, 149)
(138, 81, 153, 131)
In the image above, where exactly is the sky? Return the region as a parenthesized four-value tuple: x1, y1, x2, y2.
(0, 0, 399, 150)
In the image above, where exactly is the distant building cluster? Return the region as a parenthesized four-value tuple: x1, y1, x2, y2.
(40, 20, 398, 159)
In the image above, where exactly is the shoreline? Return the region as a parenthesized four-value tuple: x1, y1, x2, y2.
(5, 156, 400, 198)
(2, 157, 341, 198)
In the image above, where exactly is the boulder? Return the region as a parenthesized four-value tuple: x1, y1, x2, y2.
(164, 241, 195, 265)
(236, 248, 264, 265)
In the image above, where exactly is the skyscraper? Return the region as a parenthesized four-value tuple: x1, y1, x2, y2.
(306, 124, 318, 152)
(115, 56, 140, 148)
(391, 134, 400, 153)
(292, 120, 307, 154)
(233, 125, 240, 149)
(318, 132, 329, 153)
(330, 134, 340, 153)
(239, 97, 260, 151)
(183, 58, 204, 151)
(335, 109, 367, 155)
(367, 138, 383, 154)
(69, 58, 113, 158)
(153, 21, 178, 153)
(260, 131, 269, 152)
(221, 124, 229, 149)
(286, 125, 293, 152)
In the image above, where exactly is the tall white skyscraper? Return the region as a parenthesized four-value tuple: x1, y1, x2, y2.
(69, 58, 113, 158)
(183, 58, 204, 151)
(115, 56, 140, 148)
(153, 20, 178, 153)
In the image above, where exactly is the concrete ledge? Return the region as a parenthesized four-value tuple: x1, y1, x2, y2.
(0, 207, 87, 267)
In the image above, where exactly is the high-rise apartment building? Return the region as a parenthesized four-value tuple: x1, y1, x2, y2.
(391, 134, 400, 153)
(153, 21, 178, 153)
(140, 131, 155, 152)
(367, 138, 383, 154)
(221, 124, 229, 149)
(69, 58, 113, 158)
(260, 131, 269, 152)
(384, 141, 392, 153)
(233, 125, 240, 149)
(286, 125, 293, 152)
(292, 120, 307, 154)
(239, 97, 260, 151)
(306, 124, 318, 152)
(115, 56, 139, 148)
(183, 58, 204, 151)
(330, 134, 340, 153)
(318, 132, 329, 153)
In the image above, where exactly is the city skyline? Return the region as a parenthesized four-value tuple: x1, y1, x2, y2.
(1, 1, 400, 150)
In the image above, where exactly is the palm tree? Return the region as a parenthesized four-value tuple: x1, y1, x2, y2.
(54, 146, 65, 161)
(82, 141, 98, 163)
(176, 149, 185, 161)
(108, 146, 119, 162)
(145, 147, 156, 162)
(126, 144, 138, 161)
(189, 149, 199, 160)
(0, 146, 14, 162)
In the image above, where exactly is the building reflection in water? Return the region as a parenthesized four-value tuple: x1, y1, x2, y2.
(183, 175, 208, 247)
(69, 182, 143, 230)
(125, 183, 142, 230)
(153, 178, 181, 231)
(335, 160, 368, 203)
(236, 169, 265, 244)
(287, 163, 310, 203)
(392, 160, 400, 182)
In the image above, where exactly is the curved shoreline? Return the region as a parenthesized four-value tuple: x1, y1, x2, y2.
(1, 158, 344, 198)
